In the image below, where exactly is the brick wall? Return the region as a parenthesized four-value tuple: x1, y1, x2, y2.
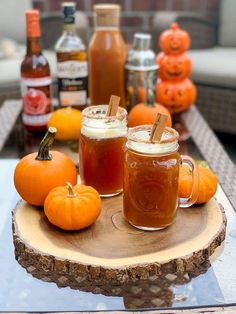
(33, 0, 220, 43)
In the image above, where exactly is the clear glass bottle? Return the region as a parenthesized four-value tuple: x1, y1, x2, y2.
(89, 4, 126, 107)
(21, 10, 52, 133)
(55, 2, 88, 110)
(79, 105, 127, 197)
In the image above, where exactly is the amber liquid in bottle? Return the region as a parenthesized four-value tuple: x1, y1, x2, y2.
(55, 3, 88, 110)
(89, 4, 126, 107)
(21, 10, 52, 133)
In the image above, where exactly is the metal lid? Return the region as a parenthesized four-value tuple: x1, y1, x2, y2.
(134, 33, 151, 50)
(62, 2, 76, 23)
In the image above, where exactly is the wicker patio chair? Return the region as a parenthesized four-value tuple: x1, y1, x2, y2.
(152, 0, 236, 135)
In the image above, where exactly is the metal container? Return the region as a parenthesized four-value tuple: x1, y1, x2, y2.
(125, 33, 158, 110)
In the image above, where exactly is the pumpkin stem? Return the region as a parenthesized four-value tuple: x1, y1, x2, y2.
(66, 182, 77, 197)
(36, 127, 57, 161)
(146, 88, 155, 107)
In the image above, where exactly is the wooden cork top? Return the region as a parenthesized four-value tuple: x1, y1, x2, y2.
(94, 4, 120, 27)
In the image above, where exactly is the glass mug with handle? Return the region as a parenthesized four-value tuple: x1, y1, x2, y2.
(123, 125, 199, 230)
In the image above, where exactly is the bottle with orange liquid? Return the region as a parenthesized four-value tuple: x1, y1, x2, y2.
(55, 2, 88, 110)
(21, 10, 52, 133)
(89, 4, 126, 107)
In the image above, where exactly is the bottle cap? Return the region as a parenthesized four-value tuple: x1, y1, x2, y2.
(62, 2, 76, 24)
(25, 10, 41, 38)
(94, 4, 120, 27)
(134, 33, 151, 50)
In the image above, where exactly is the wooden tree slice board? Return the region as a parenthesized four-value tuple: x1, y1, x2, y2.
(12, 196, 226, 287)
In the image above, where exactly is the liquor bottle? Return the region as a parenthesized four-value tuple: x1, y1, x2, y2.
(55, 2, 88, 110)
(21, 10, 52, 133)
(89, 4, 126, 107)
(125, 33, 158, 111)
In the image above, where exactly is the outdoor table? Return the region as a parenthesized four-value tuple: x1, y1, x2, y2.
(0, 99, 236, 313)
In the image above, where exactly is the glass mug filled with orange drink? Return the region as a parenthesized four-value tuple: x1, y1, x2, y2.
(79, 99, 127, 197)
(123, 124, 199, 230)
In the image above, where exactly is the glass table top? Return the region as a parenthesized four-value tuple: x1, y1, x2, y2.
(0, 118, 236, 312)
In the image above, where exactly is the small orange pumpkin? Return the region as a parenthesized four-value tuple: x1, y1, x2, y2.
(159, 23, 191, 55)
(178, 162, 218, 204)
(14, 127, 77, 206)
(128, 101, 172, 127)
(44, 182, 102, 231)
(157, 53, 192, 81)
(156, 78, 196, 113)
(47, 107, 82, 141)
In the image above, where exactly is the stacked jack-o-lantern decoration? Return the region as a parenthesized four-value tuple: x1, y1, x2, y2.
(156, 23, 196, 113)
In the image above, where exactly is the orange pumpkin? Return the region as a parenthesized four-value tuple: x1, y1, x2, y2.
(160, 22, 191, 55)
(44, 182, 102, 231)
(128, 102, 172, 127)
(178, 163, 218, 204)
(156, 51, 165, 65)
(157, 53, 192, 81)
(14, 127, 77, 206)
(47, 107, 82, 141)
(156, 78, 197, 113)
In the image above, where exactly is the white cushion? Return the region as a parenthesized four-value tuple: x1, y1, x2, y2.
(188, 46, 236, 88)
(0, 48, 57, 86)
(219, 0, 236, 47)
(0, 0, 32, 44)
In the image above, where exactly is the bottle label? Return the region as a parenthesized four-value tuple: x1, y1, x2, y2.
(57, 61, 88, 107)
(21, 76, 52, 127)
(57, 61, 88, 78)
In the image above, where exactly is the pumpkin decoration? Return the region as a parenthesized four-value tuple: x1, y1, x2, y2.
(44, 182, 102, 231)
(47, 107, 82, 141)
(160, 22, 190, 55)
(128, 101, 172, 127)
(156, 23, 196, 113)
(157, 54, 192, 81)
(178, 162, 218, 204)
(156, 79, 197, 113)
(14, 127, 77, 206)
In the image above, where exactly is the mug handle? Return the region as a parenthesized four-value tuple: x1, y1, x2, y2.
(179, 155, 199, 208)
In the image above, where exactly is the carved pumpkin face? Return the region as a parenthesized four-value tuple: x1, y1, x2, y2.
(160, 23, 190, 55)
(156, 79, 196, 113)
(158, 54, 192, 81)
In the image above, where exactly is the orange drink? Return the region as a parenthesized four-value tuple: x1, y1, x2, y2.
(123, 126, 199, 230)
(79, 105, 127, 197)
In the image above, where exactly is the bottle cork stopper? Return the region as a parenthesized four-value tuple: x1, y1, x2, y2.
(106, 95, 120, 116)
(94, 4, 120, 27)
(25, 10, 41, 38)
(150, 113, 168, 142)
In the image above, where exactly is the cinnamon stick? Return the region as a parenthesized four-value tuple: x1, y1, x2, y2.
(150, 113, 168, 142)
(106, 95, 120, 116)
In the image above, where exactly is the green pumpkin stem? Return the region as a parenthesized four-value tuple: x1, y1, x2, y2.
(66, 182, 77, 198)
(146, 88, 155, 107)
(36, 127, 57, 161)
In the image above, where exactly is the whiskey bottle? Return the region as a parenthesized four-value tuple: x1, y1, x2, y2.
(21, 10, 52, 133)
(55, 2, 88, 110)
